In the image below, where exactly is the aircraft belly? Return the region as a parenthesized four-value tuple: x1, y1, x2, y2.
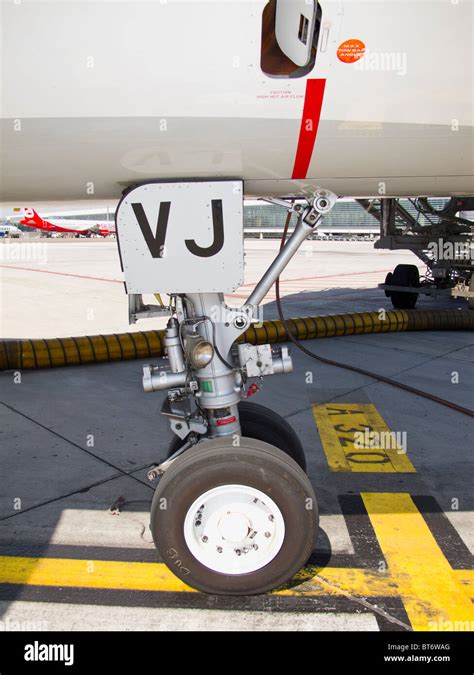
(1, 116, 472, 200)
(1, 0, 473, 200)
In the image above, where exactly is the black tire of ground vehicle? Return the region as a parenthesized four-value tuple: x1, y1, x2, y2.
(390, 264, 420, 309)
(167, 400, 306, 471)
(150, 437, 318, 595)
(384, 272, 393, 297)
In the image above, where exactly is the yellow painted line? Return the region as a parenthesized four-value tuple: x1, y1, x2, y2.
(283, 568, 474, 601)
(312, 403, 416, 472)
(0, 556, 197, 594)
(278, 567, 399, 598)
(0, 555, 397, 598)
(454, 570, 474, 599)
(2, 554, 469, 604)
(362, 493, 474, 631)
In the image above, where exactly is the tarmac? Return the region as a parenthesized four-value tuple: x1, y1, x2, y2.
(0, 238, 473, 631)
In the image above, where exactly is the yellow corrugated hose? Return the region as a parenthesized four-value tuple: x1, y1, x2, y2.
(1, 309, 472, 370)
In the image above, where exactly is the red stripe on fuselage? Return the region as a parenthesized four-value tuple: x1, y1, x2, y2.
(291, 79, 326, 179)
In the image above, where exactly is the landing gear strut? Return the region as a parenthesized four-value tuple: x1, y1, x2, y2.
(116, 181, 337, 594)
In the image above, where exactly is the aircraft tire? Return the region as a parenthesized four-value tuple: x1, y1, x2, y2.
(150, 437, 318, 595)
(390, 264, 419, 309)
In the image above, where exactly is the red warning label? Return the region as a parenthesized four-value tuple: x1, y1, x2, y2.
(337, 39, 366, 64)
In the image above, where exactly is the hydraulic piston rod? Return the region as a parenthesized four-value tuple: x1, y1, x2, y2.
(245, 190, 337, 309)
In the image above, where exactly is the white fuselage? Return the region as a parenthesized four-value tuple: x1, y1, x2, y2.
(0, 225, 21, 236)
(1, 0, 473, 202)
(43, 219, 115, 233)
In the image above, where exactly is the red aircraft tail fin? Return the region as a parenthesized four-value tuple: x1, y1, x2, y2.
(18, 207, 43, 226)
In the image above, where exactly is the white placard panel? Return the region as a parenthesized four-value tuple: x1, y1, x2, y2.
(116, 181, 244, 294)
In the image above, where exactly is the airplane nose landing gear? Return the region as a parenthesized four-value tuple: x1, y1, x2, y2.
(116, 180, 336, 594)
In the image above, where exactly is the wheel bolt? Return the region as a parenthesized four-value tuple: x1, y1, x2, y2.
(268, 515, 274, 522)
(235, 549, 241, 556)
(217, 546, 223, 553)
(253, 544, 258, 550)
(202, 535, 208, 543)
(264, 531, 271, 538)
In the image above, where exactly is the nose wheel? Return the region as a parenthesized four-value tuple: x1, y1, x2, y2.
(150, 437, 318, 595)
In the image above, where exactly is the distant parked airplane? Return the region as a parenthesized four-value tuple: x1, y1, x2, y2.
(16, 208, 115, 237)
(0, 224, 21, 237)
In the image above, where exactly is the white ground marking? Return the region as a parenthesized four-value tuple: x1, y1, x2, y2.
(0, 602, 379, 632)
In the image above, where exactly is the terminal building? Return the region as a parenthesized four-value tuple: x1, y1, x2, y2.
(243, 199, 378, 238)
(10, 198, 453, 239)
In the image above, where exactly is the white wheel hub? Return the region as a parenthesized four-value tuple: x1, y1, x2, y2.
(183, 484, 285, 574)
(218, 512, 250, 542)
